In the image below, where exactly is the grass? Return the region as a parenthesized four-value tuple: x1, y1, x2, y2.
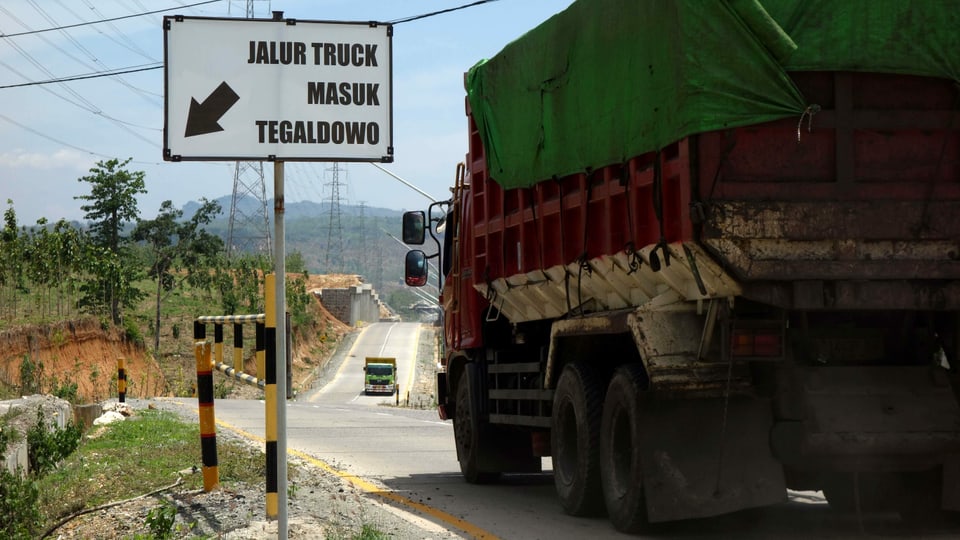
(35, 408, 266, 532)
(2, 276, 401, 537)
(33, 408, 393, 539)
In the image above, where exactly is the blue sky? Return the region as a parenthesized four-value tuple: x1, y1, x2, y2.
(0, 0, 574, 225)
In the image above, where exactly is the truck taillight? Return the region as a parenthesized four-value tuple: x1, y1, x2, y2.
(731, 329, 783, 358)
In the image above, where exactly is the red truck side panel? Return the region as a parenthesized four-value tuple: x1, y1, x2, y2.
(450, 99, 697, 351)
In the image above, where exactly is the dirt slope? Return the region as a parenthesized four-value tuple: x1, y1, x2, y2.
(0, 318, 165, 402)
(0, 274, 377, 404)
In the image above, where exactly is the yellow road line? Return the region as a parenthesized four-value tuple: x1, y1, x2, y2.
(308, 325, 369, 401)
(211, 415, 499, 540)
(289, 448, 498, 540)
(404, 324, 421, 397)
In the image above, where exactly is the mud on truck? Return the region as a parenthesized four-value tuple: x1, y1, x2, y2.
(403, 0, 960, 533)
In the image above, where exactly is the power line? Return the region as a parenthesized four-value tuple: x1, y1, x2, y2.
(324, 163, 346, 271)
(0, 0, 509, 92)
(74, 0, 157, 62)
(0, 64, 161, 89)
(226, 0, 271, 259)
(0, 0, 221, 38)
(23, 0, 162, 103)
(0, 112, 113, 159)
(0, 110, 214, 167)
(387, 0, 500, 25)
(0, 38, 160, 142)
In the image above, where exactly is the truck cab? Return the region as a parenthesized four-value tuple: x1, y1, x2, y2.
(363, 357, 397, 395)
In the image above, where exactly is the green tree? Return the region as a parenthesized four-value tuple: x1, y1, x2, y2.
(0, 201, 26, 320)
(133, 198, 223, 354)
(25, 218, 54, 321)
(286, 250, 307, 273)
(49, 219, 87, 318)
(287, 271, 312, 327)
(74, 158, 146, 324)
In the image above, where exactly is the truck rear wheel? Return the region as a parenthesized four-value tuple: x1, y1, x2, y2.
(600, 364, 650, 533)
(551, 362, 605, 516)
(454, 364, 500, 484)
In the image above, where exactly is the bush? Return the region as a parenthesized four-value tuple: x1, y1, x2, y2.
(145, 501, 177, 539)
(27, 407, 83, 478)
(214, 379, 233, 399)
(124, 318, 145, 347)
(0, 425, 41, 539)
(19, 355, 42, 395)
(51, 380, 79, 404)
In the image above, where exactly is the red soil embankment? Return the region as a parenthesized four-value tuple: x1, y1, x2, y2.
(0, 318, 165, 402)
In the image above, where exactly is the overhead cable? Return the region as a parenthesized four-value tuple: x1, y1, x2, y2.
(0, 112, 114, 159)
(0, 64, 162, 89)
(388, 0, 500, 24)
(74, 0, 157, 61)
(8, 2, 161, 102)
(0, 0, 220, 38)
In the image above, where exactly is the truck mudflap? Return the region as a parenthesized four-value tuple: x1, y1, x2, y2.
(638, 396, 786, 522)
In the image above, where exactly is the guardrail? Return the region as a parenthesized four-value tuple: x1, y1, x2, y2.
(196, 314, 267, 390)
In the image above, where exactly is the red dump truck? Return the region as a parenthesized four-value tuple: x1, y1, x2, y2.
(403, 0, 960, 532)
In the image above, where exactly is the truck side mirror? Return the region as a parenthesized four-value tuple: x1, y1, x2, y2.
(405, 250, 428, 287)
(402, 211, 426, 245)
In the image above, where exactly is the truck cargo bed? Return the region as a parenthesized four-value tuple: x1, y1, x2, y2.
(699, 72, 960, 310)
(457, 71, 960, 326)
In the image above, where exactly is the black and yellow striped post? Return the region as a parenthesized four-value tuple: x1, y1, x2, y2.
(264, 273, 279, 518)
(256, 320, 265, 381)
(234, 322, 244, 373)
(117, 357, 126, 403)
(214, 323, 224, 365)
(194, 320, 219, 492)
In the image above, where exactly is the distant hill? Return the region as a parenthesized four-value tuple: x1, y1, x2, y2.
(181, 196, 421, 304)
(182, 196, 403, 220)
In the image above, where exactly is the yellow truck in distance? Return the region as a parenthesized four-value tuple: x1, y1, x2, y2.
(363, 357, 397, 395)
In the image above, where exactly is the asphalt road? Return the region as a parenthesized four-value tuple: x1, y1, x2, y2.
(207, 322, 960, 539)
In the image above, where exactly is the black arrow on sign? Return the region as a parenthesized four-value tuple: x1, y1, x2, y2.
(184, 81, 240, 137)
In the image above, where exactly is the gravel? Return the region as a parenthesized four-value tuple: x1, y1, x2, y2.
(47, 324, 463, 539)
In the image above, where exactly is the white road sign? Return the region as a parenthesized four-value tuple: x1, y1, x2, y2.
(163, 16, 393, 162)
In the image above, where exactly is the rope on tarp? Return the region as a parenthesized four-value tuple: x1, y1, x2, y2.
(796, 103, 821, 142)
(649, 150, 671, 272)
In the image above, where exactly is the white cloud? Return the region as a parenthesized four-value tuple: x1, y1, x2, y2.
(0, 148, 92, 171)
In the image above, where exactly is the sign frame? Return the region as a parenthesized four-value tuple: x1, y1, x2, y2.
(163, 15, 393, 163)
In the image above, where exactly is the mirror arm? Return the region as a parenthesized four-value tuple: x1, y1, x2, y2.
(426, 199, 451, 291)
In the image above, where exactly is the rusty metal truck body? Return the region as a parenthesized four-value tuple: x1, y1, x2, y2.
(403, 0, 960, 531)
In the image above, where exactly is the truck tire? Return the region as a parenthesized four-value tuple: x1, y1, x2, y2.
(600, 364, 650, 533)
(454, 364, 500, 484)
(551, 362, 605, 516)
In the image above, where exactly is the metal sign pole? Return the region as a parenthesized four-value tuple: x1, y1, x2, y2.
(274, 160, 289, 539)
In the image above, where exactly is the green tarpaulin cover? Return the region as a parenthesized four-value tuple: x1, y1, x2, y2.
(466, 0, 960, 190)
